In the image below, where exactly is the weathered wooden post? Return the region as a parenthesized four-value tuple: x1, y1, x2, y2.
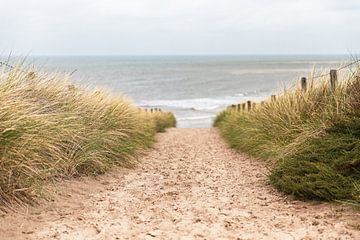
(237, 104, 241, 111)
(301, 77, 307, 92)
(242, 103, 246, 111)
(330, 69, 337, 92)
(271, 95, 276, 101)
(247, 100, 252, 111)
(252, 102, 256, 110)
(150, 108, 153, 113)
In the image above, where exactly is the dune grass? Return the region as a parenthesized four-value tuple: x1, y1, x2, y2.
(151, 111, 177, 133)
(214, 67, 360, 203)
(0, 65, 175, 210)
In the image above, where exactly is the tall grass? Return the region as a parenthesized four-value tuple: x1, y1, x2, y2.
(151, 111, 177, 133)
(215, 68, 360, 203)
(0, 65, 175, 210)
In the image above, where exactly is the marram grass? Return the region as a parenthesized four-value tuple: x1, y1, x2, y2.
(151, 111, 177, 133)
(0, 66, 175, 210)
(215, 68, 360, 203)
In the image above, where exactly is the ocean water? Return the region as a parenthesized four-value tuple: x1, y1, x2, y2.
(11, 55, 349, 127)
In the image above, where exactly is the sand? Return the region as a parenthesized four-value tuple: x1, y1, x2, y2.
(0, 128, 359, 240)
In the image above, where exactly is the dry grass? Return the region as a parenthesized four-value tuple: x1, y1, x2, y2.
(0, 65, 175, 211)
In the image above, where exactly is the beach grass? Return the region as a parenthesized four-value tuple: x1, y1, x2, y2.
(0, 65, 175, 210)
(151, 111, 177, 133)
(214, 67, 360, 203)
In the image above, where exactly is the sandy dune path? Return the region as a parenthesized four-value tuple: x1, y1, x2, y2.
(1, 128, 360, 240)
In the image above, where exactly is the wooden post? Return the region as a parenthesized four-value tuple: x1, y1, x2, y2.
(247, 100, 252, 111)
(252, 102, 256, 110)
(271, 95, 276, 101)
(242, 103, 246, 111)
(231, 104, 236, 110)
(301, 77, 307, 92)
(330, 69, 337, 92)
(237, 104, 241, 111)
(150, 108, 153, 113)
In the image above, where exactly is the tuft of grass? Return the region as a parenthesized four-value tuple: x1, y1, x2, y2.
(215, 67, 360, 203)
(150, 111, 177, 133)
(0, 65, 175, 210)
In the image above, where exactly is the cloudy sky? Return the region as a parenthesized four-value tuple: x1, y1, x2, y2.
(1, 0, 359, 55)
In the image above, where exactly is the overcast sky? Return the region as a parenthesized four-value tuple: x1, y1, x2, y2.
(1, 0, 359, 55)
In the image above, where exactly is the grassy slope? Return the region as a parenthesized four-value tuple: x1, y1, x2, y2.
(0, 67, 176, 209)
(215, 69, 360, 203)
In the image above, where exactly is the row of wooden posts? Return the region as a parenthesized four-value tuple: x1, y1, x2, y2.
(301, 69, 338, 92)
(231, 69, 339, 112)
(145, 108, 162, 113)
(230, 98, 275, 112)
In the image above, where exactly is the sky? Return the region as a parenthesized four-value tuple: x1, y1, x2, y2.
(0, 0, 359, 55)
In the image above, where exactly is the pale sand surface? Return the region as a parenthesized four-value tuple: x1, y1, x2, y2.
(1, 128, 359, 240)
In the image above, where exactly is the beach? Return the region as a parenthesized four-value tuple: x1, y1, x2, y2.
(2, 1, 360, 238)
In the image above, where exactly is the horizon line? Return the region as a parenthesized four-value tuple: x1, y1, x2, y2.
(2, 53, 355, 57)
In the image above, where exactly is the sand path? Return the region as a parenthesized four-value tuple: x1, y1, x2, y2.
(1, 128, 360, 240)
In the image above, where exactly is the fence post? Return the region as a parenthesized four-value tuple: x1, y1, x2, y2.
(271, 95, 276, 101)
(237, 104, 241, 111)
(150, 108, 153, 113)
(252, 102, 256, 110)
(301, 77, 307, 92)
(247, 100, 252, 111)
(330, 69, 337, 92)
(242, 103, 246, 111)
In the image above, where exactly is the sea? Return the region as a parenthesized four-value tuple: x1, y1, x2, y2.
(7, 55, 350, 128)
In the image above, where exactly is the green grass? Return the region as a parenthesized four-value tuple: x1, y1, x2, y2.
(0, 65, 175, 210)
(214, 68, 360, 203)
(150, 111, 177, 132)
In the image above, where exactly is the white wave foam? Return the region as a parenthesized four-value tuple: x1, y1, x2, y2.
(138, 93, 267, 111)
(178, 115, 214, 121)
